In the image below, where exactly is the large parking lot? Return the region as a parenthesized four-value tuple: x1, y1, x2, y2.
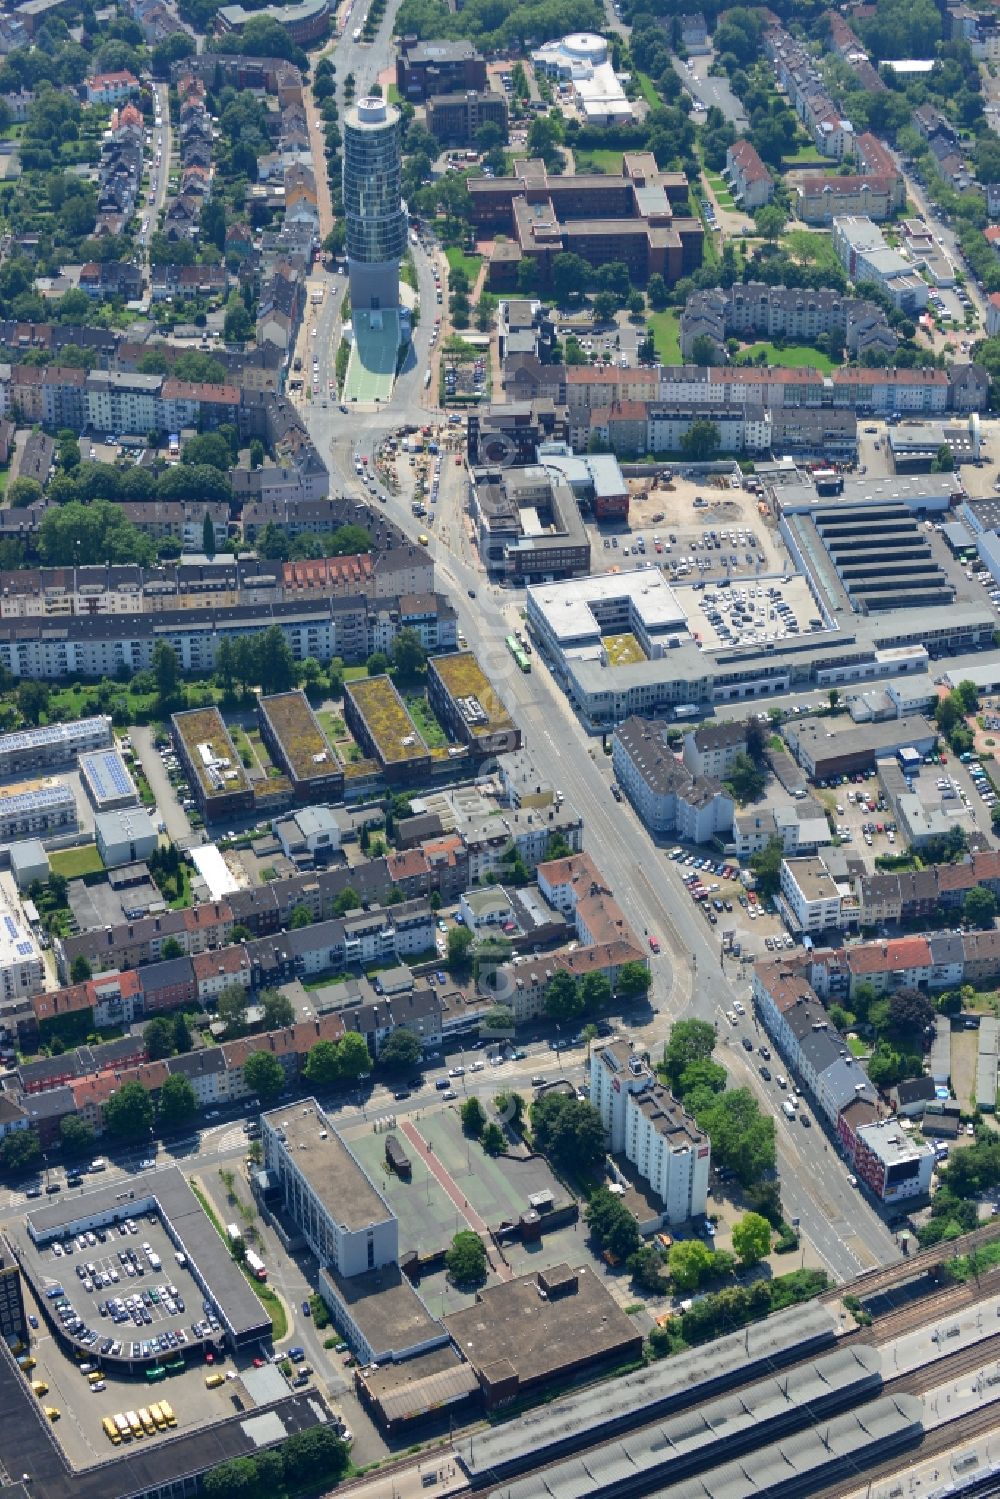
(31, 1211, 214, 1366)
(679, 573, 819, 650)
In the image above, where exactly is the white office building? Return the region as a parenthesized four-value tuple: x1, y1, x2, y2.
(590, 1041, 709, 1223)
(0, 901, 44, 1002)
(262, 1100, 398, 1277)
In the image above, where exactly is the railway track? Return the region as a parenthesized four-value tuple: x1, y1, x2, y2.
(815, 1404, 1000, 1499)
(866, 1274, 1000, 1345)
(821, 1223, 1000, 1307)
(888, 1331, 1000, 1396)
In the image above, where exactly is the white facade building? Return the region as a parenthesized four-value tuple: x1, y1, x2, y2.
(262, 1100, 398, 1277)
(589, 1041, 709, 1223)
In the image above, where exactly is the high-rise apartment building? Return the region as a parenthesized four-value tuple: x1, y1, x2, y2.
(343, 97, 408, 313)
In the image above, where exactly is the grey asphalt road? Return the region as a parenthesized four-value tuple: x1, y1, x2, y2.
(131, 725, 192, 845)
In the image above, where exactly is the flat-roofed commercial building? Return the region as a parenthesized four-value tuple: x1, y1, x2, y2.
(262, 1099, 397, 1275)
(258, 690, 343, 804)
(470, 464, 591, 580)
(427, 90, 507, 147)
(344, 675, 431, 783)
(469, 155, 701, 291)
(78, 748, 138, 812)
(426, 652, 520, 758)
(172, 706, 254, 823)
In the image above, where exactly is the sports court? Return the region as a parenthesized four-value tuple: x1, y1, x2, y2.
(343, 309, 400, 405)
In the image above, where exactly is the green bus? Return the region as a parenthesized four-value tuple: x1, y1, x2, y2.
(145, 1367, 166, 1383)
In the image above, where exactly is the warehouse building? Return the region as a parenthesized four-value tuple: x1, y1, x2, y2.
(94, 807, 158, 868)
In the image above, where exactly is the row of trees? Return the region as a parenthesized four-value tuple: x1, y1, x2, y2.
(202, 1424, 349, 1499)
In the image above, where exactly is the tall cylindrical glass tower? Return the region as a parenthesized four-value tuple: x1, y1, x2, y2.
(343, 97, 408, 313)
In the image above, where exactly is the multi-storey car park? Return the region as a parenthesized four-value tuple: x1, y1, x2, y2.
(10, 1167, 271, 1372)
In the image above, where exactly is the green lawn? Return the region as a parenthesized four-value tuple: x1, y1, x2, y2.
(738, 342, 836, 372)
(574, 147, 626, 173)
(50, 845, 106, 879)
(782, 229, 842, 274)
(647, 309, 681, 363)
(636, 72, 660, 109)
(705, 172, 735, 208)
(445, 246, 482, 284)
(782, 143, 831, 164)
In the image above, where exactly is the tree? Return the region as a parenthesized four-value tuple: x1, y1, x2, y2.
(731, 1211, 772, 1266)
(446, 1229, 487, 1286)
(289, 905, 312, 930)
(282, 1427, 349, 1487)
(217, 983, 249, 1038)
(0, 1130, 41, 1173)
(174, 1012, 192, 1054)
(931, 443, 954, 473)
(104, 1080, 154, 1141)
(647, 272, 668, 310)
(580, 972, 611, 1014)
(551, 251, 589, 303)
(585, 1185, 641, 1260)
(668, 1237, 713, 1291)
(161, 937, 183, 961)
(447, 926, 474, 969)
(482, 1004, 515, 1032)
(828, 688, 840, 710)
(303, 1040, 341, 1087)
(663, 1019, 717, 1091)
(154, 641, 180, 708)
(17, 681, 50, 727)
(616, 962, 651, 998)
(243, 1051, 285, 1103)
(392, 627, 427, 678)
(460, 1096, 485, 1137)
(144, 1016, 177, 1061)
(260, 989, 295, 1030)
(592, 290, 619, 325)
(202, 511, 216, 559)
(70, 954, 92, 983)
(749, 836, 784, 897)
(332, 887, 361, 917)
(694, 1088, 775, 1186)
(257, 626, 296, 695)
(680, 419, 721, 462)
(8, 476, 43, 510)
(965, 887, 997, 930)
(331, 1031, 371, 1081)
(543, 969, 584, 1023)
(59, 1114, 95, 1154)
(956, 679, 980, 715)
(378, 1029, 420, 1073)
(690, 334, 718, 367)
(726, 752, 767, 804)
(888, 986, 935, 1037)
(481, 1121, 505, 1155)
(158, 1072, 197, 1128)
(628, 1244, 668, 1292)
(494, 1090, 525, 1132)
(754, 203, 787, 241)
(530, 1092, 606, 1172)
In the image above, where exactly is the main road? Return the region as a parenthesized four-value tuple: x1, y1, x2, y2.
(296, 25, 898, 1276)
